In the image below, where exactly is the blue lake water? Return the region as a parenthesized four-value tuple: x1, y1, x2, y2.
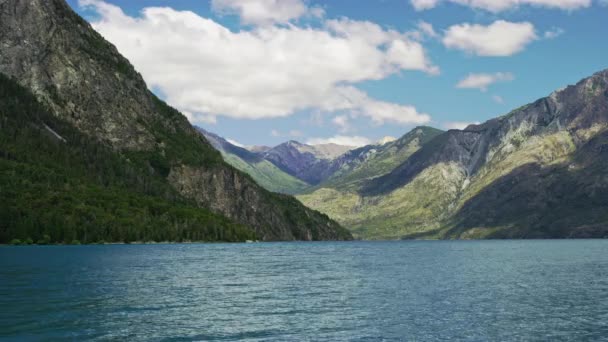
(1, 240, 607, 341)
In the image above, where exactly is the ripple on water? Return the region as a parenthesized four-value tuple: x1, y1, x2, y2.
(1, 240, 607, 341)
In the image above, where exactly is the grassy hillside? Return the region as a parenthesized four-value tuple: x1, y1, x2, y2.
(320, 126, 443, 192)
(222, 153, 310, 194)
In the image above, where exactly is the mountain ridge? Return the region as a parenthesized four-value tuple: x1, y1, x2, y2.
(299, 69, 608, 239)
(196, 127, 310, 194)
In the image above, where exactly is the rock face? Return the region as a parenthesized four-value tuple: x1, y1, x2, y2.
(0, 0, 351, 241)
(0, 0, 161, 150)
(300, 70, 608, 239)
(168, 165, 348, 241)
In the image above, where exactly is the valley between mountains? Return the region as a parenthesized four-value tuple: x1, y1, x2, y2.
(0, 0, 606, 243)
(202, 71, 608, 240)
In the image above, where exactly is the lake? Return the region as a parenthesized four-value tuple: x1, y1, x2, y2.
(1, 240, 607, 341)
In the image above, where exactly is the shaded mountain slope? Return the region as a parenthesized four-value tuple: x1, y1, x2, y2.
(446, 130, 608, 239)
(0, 0, 351, 241)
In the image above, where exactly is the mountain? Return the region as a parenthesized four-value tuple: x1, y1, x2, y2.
(262, 141, 353, 185)
(312, 126, 444, 192)
(196, 128, 310, 194)
(0, 73, 256, 243)
(299, 70, 608, 239)
(0, 0, 351, 242)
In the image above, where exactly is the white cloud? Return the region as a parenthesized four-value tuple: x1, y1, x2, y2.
(442, 121, 480, 130)
(443, 20, 537, 56)
(417, 21, 438, 39)
(227, 138, 245, 147)
(80, 1, 436, 126)
(456, 72, 514, 91)
(210, 0, 323, 26)
(412, 0, 441, 10)
(492, 95, 505, 104)
(307, 135, 372, 147)
(184, 111, 217, 124)
(332, 115, 351, 133)
(412, 0, 591, 12)
(544, 27, 564, 39)
(323, 86, 431, 125)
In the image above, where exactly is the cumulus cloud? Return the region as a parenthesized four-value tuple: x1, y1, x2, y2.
(325, 86, 432, 125)
(307, 135, 372, 147)
(442, 121, 480, 130)
(412, 0, 591, 12)
(210, 0, 323, 26)
(456, 72, 514, 91)
(79, 0, 436, 126)
(443, 21, 537, 57)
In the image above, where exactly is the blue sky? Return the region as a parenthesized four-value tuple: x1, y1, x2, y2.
(68, 0, 608, 147)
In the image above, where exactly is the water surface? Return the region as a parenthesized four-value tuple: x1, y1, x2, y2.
(1, 240, 607, 341)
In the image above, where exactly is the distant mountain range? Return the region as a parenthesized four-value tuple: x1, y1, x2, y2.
(203, 71, 608, 240)
(197, 127, 416, 193)
(196, 128, 310, 194)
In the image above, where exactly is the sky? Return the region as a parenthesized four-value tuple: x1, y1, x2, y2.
(68, 0, 608, 147)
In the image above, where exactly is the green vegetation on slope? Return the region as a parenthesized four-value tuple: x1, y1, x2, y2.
(298, 162, 465, 240)
(319, 126, 443, 192)
(222, 153, 310, 194)
(0, 73, 256, 244)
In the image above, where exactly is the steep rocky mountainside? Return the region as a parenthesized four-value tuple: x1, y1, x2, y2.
(0, 0, 351, 241)
(0, 73, 256, 243)
(300, 70, 608, 239)
(262, 141, 353, 185)
(197, 128, 310, 194)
